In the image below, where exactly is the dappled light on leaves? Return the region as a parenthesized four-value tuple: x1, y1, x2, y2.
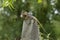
(38, 0, 42, 3)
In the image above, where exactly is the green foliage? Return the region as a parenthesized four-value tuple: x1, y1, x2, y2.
(2, 0, 15, 10)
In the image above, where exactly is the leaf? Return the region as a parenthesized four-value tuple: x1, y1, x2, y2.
(10, 3, 14, 9)
(8, 5, 13, 11)
(2, 0, 14, 11)
(2, 1, 9, 7)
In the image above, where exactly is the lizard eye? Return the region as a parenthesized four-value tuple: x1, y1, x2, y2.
(23, 15, 27, 17)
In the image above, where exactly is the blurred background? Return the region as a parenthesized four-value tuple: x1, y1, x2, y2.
(0, 0, 60, 40)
